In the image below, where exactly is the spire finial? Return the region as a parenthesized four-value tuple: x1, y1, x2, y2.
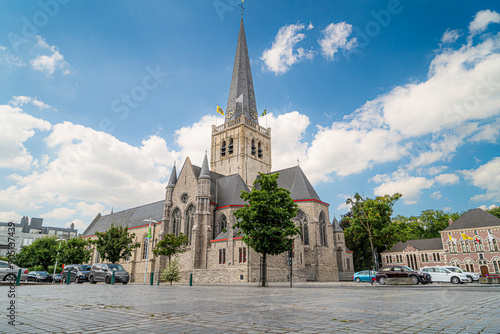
(240, 0, 245, 16)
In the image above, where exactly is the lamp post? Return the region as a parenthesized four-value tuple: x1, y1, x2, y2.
(53, 238, 67, 283)
(143, 218, 157, 284)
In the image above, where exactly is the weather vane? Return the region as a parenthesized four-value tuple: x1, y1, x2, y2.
(240, 0, 245, 16)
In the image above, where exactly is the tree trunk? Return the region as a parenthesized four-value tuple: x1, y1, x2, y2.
(261, 253, 267, 287)
(368, 232, 377, 270)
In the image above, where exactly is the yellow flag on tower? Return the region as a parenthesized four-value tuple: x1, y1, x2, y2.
(217, 106, 224, 115)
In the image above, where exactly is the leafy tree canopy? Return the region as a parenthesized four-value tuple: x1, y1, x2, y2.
(233, 172, 300, 286)
(153, 233, 188, 263)
(15, 236, 58, 270)
(58, 237, 93, 265)
(487, 206, 500, 219)
(92, 224, 140, 264)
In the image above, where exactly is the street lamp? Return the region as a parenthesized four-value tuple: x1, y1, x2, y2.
(143, 218, 157, 284)
(53, 238, 67, 282)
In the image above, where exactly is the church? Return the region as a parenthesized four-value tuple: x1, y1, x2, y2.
(83, 18, 354, 283)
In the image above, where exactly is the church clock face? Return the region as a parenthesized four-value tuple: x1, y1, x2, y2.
(250, 108, 257, 119)
(226, 107, 235, 119)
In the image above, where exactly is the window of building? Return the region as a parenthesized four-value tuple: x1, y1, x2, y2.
(425, 253, 428, 262)
(221, 140, 226, 157)
(239, 247, 247, 263)
(296, 211, 308, 245)
(142, 238, 148, 260)
(319, 212, 327, 247)
(228, 138, 234, 155)
(258, 142, 263, 158)
(172, 209, 181, 236)
(437, 253, 440, 261)
(494, 239, 499, 252)
(213, 214, 227, 240)
(186, 205, 196, 245)
(493, 260, 499, 273)
(251, 139, 256, 156)
(300, 252, 302, 264)
(421, 254, 424, 261)
(219, 249, 226, 264)
(346, 258, 350, 271)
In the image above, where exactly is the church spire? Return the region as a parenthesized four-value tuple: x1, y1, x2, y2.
(225, 17, 258, 124)
(167, 162, 177, 188)
(199, 151, 211, 179)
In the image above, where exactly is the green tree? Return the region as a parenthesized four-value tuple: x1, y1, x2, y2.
(160, 257, 181, 286)
(153, 233, 189, 264)
(488, 206, 500, 219)
(233, 172, 300, 287)
(92, 224, 140, 263)
(15, 236, 58, 270)
(343, 193, 402, 270)
(58, 237, 93, 265)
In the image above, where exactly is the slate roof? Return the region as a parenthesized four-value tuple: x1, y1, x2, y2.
(332, 217, 343, 232)
(83, 200, 164, 237)
(384, 238, 443, 253)
(442, 208, 500, 231)
(260, 166, 322, 202)
(225, 17, 258, 124)
(213, 227, 244, 241)
(214, 174, 250, 207)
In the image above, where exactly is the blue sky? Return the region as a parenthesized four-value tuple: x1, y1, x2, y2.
(1, 0, 500, 232)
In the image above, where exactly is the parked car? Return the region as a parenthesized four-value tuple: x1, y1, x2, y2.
(441, 266, 480, 283)
(353, 270, 377, 283)
(420, 266, 468, 284)
(26, 271, 53, 283)
(52, 273, 63, 283)
(61, 264, 92, 283)
(0, 260, 29, 282)
(89, 263, 129, 284)
(376, 265, 432, 285)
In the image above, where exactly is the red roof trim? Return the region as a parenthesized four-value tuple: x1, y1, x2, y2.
(294, 199, 330, 206)
(346, 250, 353, 253)
(210, 236, 243, 243)
(82, 221, 161, 238)
(215, 205, 246, 210)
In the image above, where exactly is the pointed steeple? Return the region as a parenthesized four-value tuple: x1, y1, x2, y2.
(199, 152, 211, 179)
(226, 17, 258, 124)
(167, 162, 177, 188)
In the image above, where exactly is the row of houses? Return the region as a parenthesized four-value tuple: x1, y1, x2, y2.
(382, 208, 500, 276)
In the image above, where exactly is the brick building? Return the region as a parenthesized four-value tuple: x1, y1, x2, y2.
(82, 18, 353, 283)
(381, 208, 500, 276)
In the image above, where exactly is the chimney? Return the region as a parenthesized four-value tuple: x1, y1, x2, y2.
(448, 218, 454, 226)
(70, 223, 75, 230)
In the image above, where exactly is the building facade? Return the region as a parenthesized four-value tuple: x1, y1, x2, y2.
(82, 18, 353, 283)
(0, 217, 78, 256)
(381, 208, 500, 276)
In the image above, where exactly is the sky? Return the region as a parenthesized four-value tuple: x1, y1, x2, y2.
(1, 0, 500, 233)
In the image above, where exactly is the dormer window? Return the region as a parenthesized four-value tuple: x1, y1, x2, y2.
(228, 138, 234, 154)
(251, 139, 256, 156)
(258, 142, 263, 158)
(221, 140, 226, 157)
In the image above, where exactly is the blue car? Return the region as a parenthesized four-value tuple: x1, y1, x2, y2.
(353, 270, 377, 283)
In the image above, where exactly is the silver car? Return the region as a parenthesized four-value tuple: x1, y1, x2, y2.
(441, 266, 480, 283)
(420, 266, 468, 284)
(0, 261, 29, 282)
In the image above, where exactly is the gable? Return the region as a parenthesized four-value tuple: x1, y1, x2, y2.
(443, 208, 500, 231)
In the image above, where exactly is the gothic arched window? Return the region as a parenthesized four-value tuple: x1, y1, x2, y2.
(296, 210, 308, 245)
(221, 140, 226, 157)
(213, 214, 227, 239)
(258, 142, 263, 158)
(319, 211, 327, 246)
(251, 139, 256, 156)
(228, 138, 234, 154)
(172, 208, 181, 236)
(142, 237, 148, 260)
(186, 205, 196, 245)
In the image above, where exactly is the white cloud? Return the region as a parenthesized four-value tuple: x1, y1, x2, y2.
(9, 96, 51, 110)
(175, 115, 215, 165)
(307, 22, 314, 30)
(42, 207, 76, 220)
(66, 219, 88, 231)
(31, 36, 70, 75)
(469, 10, 500, 35)
(431, 191, 442, 200)
(0, 212, 22, 223)
(441, 29, 461, 44)
(318, 22, 357, 60)
(463, 157, 500, 202)
(261, 23, 314, 74)
(372, 172, 434, 204)
(0, 45, 24, 67)
(434, 173, 460, 185)
(0, 104, 51, 170)
(479, 204, 498, 211)
(427, 166, 448, 176)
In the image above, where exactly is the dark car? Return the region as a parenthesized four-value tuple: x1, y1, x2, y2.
(52, 273, 63, 283)
(376, 265, 432, 285)
(61, 264, 92, 284)
(89, 263, 129, 284)
(27, 271, 53, 282)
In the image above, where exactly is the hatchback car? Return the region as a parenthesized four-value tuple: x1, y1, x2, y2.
(420, 266, 468, 284)
(376, 265, 432, 285)
(441, 266, 480, 283)
(62, 264, 92, 283)
(27, 271, 53, 282)
(353, 270, 377, 283)
(89, 263, 129, 284)
(0, 260, 29, 282)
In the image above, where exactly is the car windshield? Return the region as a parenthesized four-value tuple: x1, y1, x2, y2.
(78, 265, 91, 271)
(36, 271, 49, 275)
(401, 266, 414, 271)
(108, 264, 125, 271)
(450, 267, 464, 273)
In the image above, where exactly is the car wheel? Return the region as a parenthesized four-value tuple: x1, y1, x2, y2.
(410, 275, 419, 285)
(122, 282, 128, 285)
(89, 276, 96, 284)
(35, 278, 39, 282)
(75, 277, 81, 284)
(355, 277, 361, 283)
(466, 276, 473, 283)
(379, 276, 386, 285)
(105, 276, 111, 284)
(451, 276, 460, 284)
(4, 274, 16, 282)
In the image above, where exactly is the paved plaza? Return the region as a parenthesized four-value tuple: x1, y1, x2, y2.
(1, 282, 500, 333)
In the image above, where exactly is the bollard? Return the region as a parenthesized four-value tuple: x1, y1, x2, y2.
(150, 271, 154, 285)
(157, 278, 160, 286)
(15, 269, 21, 286)
(111, 269, 115, 285)
(189, 273, 193, 286)
(66, 269, 71, 285)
